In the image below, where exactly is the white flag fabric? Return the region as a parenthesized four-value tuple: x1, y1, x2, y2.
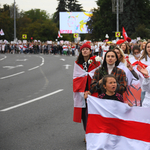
(58, 31, 62, 38)
(0, 29, 4, 36)
(73, 58, 101, 123)
(86, 95, 150, 150)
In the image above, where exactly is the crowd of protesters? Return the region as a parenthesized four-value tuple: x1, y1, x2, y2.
(73, 39, 150, 148)
(0, 39, 148, 58)
(0, 41, 146, 56)
(0, 41, 80, 56)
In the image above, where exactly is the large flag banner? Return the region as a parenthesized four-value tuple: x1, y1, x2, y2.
(86, 95, 150, 150)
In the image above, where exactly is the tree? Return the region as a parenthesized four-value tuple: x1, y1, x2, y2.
(24, 9, 50, 22)
(87, 0, 116, 41)
(53, 0, 67, 24)
(0, 10, 14, 41)
(120, 0, 139, 36)
(131, 24, 150, 39)
(87, 0, 150, 41)
(67, 0, 83, 11)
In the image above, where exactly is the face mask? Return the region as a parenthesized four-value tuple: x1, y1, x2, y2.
(134, 53, 140, 58)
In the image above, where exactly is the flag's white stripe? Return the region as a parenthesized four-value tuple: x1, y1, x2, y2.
(73, 62, 100, 79)
(73, 62, 86, 79)
(87, 95, 150, 124)
(73, 92, 85, 107)
(86, 133, 150, 150)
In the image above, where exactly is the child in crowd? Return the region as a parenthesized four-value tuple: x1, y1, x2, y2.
(98, 75, 123, 102)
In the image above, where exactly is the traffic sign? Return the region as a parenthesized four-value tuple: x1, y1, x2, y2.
(73, 33, 78, 38)
(115, 32, 120, 37)
(22, 34, 27, 39)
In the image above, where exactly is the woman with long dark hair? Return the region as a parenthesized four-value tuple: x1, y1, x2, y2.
(90, 50, 127, 96)
(73, 43, 101, 141)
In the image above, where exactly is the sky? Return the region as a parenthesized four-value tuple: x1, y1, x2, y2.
(0, 0, 98, 15)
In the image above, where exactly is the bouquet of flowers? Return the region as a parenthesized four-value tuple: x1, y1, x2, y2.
(88, 56, 102, 67)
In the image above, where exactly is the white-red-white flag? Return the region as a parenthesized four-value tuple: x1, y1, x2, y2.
(58, 31, 62, 38)
(86, 95, 150, 150)
(0, 29, 4, 36)
(122, 27, 128, 41)
(122, 27, 131, 42)
(73, 58, 101, 123)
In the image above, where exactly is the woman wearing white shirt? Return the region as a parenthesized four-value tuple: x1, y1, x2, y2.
(94, 43, 99, 56)
(130, 45, 141, 64)
(137, 66, 150, 107)
(139, 41, 150, 101)
(114, 47, 138, 85)
(140, 41, 150, 66)
(114, 47, 140, 106)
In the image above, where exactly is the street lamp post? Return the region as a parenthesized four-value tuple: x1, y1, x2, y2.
(14, 0, 16, 42)
(116, 0, 119, 38)
(112, 0, 123, 40)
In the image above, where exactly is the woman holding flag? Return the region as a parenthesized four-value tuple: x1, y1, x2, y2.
(73, 43, 101, 138)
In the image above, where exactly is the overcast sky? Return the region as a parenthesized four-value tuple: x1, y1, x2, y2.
(0, 0, 97, 15)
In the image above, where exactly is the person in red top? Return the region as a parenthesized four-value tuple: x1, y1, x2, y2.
(71, 43, 76, 56)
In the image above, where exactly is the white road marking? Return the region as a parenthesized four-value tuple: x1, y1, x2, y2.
(16, 59, 27, 61)
(28, 56, 44, 70)
(28, 66, 39, 71)
(0, 89, 64, 112)
(0, 56, 45, 79)
(60, 58, 65, 61)
(0, 55, 7, 61)
(63, 64, 71, 69)
(3, 65, 23, 69)
(0, 71, 25, 80)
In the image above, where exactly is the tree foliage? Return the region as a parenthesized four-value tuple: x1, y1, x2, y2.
(87, 0, 116, 41)
(53, 0, 82, 25)
(1, 1, 150, 42)
(24, 9, 49, 22)
(0, 5, 58, 41)
(87, 0, 150, 41)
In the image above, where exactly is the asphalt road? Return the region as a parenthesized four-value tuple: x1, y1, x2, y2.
(0, 53, 86, 150)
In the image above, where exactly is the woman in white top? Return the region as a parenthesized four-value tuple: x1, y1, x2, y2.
(113, 46, 140, 106)
(137, 65, 150, 107)
(139, 41, 150, 101)
(114, 47, 138, 85)
(140, 41, 150, 66)
(130, 45, 141, 64)
(94, 43, 99, 56)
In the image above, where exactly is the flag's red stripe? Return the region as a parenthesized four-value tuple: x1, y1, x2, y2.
(73, 107, 82, 123)
(86, 114, 150, 142)
(73, 77, 87, 92)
